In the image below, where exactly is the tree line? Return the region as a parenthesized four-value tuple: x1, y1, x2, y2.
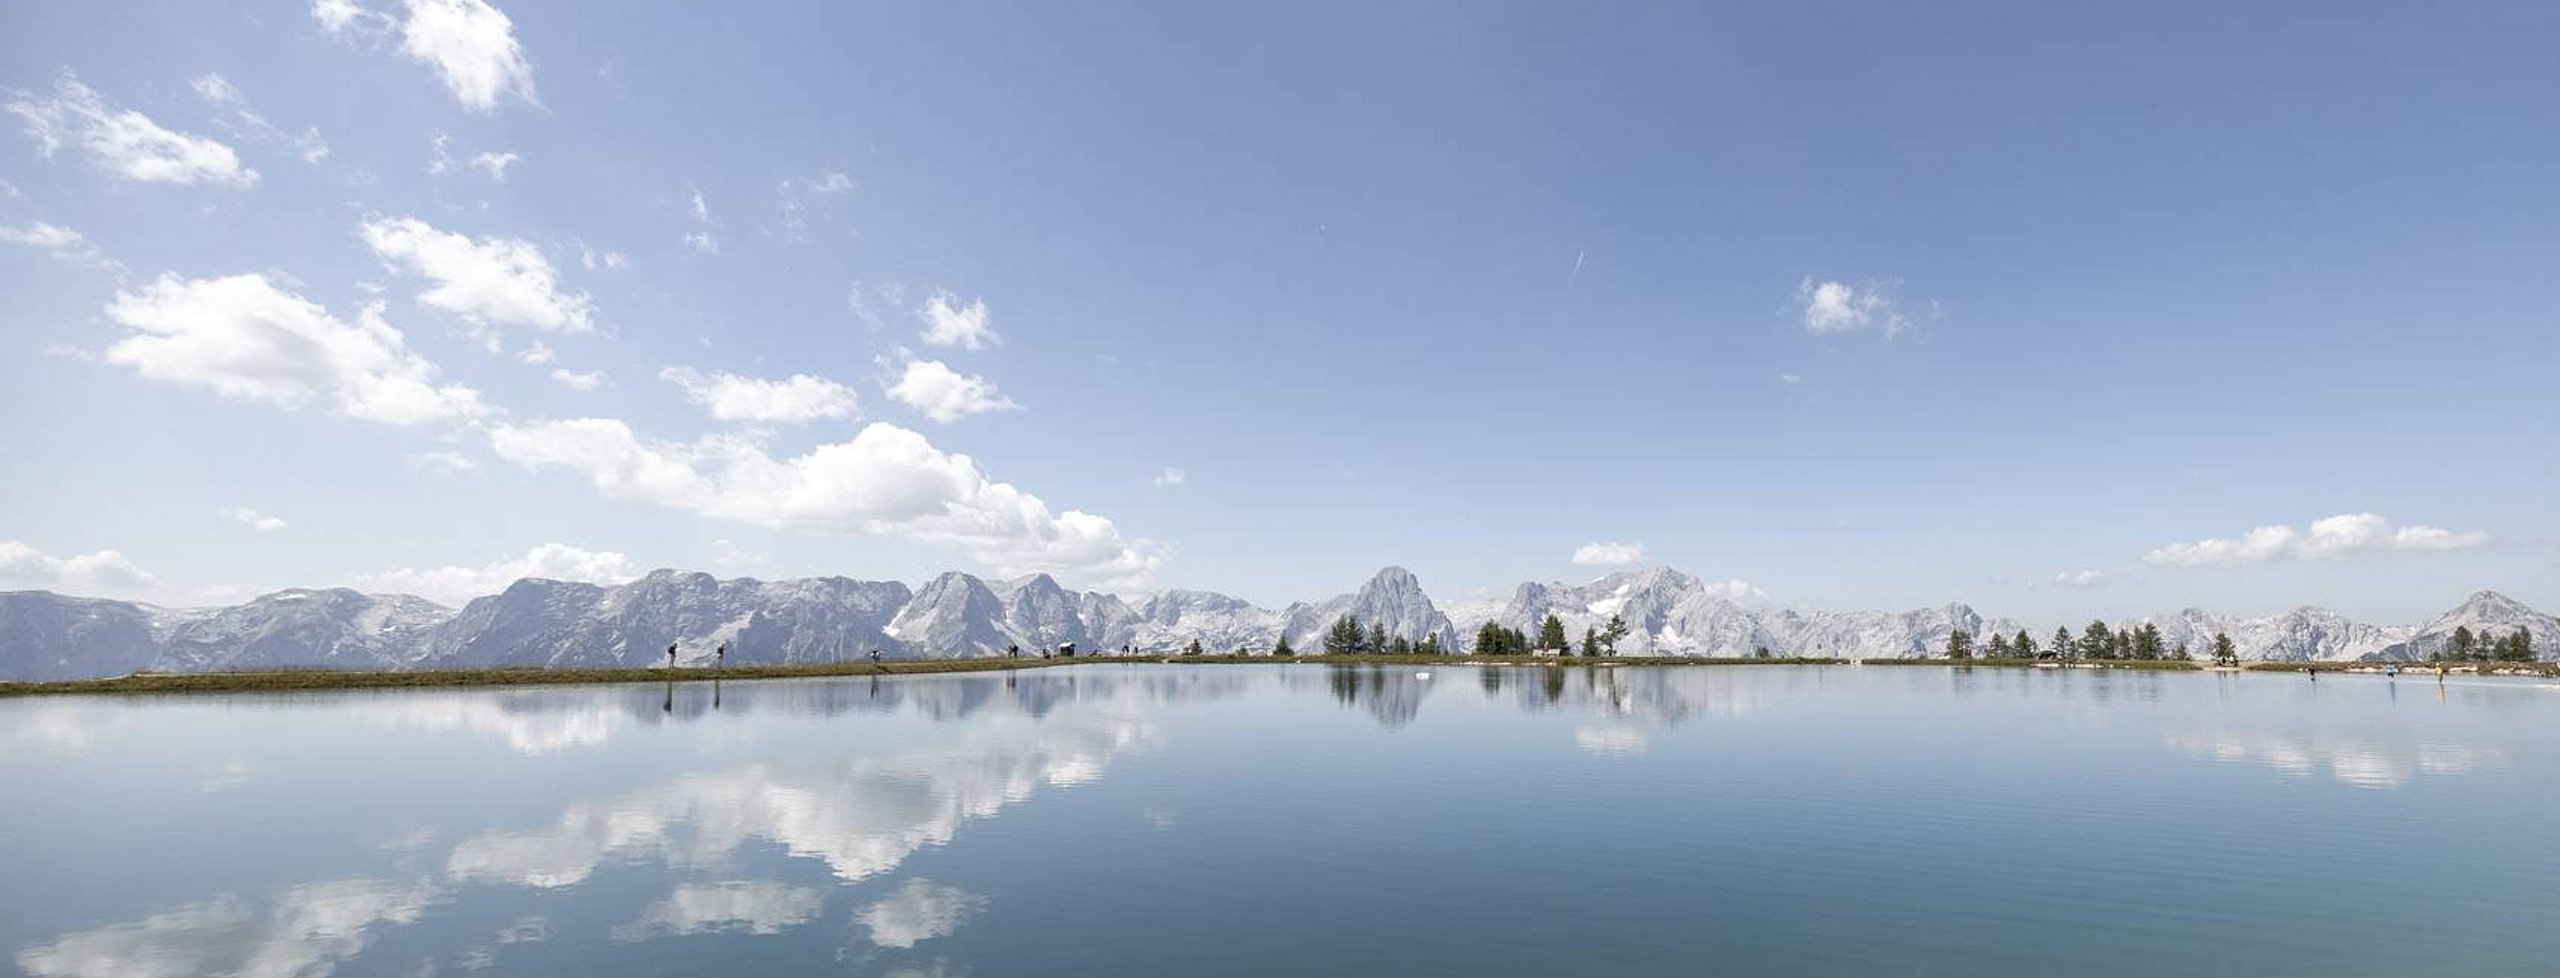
(1942, 621, 2219, 663)
(2439, 626, 2537, 662)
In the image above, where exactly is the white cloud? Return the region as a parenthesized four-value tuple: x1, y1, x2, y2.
(13, 878, 443, 978)
(311, 0, 389, 35)
(885, 357, 1017, 424)
(348, 542, 641, 605)
(0, 220, 121, 273)
(393, 0, 536, 111)
(102, 273, 487, 425)
(360, 215, 596, 339)
(2144, 513, 2490, 567)
(660, 367, 858, 424)
(487, 419, 1162, 589)
(549, 368, 605, 391)
(1571, 541, 1647, 566)
(683, 231, 718, 255)
(0, 541, 158, 596)
(1699, 578, 1768, 604)
(517, 340, 555, 364)
(857, 879, 985, 949)
(917, 292, 1000, 350)
(612, 882, 824, 942)
(1796, 277, 1909, 337)
(227, 508, 289, 533)
(812, 172, 854, 195)
(2053, 568, 2106, 588)
(408, 450, 478, 473)
(5, 71, 257, 186)
(467, 150, 519, 180)
(689, 189, 710, 223)
(1778, 373, 1803, 385)
(293, 127, 329, 164)
(577, 245, 627, 272)
(1152, 467, 1186, 488)
(191, 73, 243, 106)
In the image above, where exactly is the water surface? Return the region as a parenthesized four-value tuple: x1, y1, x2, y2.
(6, 664, 2558, 977)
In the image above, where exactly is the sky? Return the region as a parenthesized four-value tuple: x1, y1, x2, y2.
(1, 0, 2554, 624)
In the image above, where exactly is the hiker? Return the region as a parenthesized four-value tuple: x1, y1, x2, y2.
(714, 641, 727, 668)
(666, 642, 678, 669)
(868, 649, 883, 666)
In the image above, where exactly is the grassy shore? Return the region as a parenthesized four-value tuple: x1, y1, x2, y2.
(1860, 656, 2202, 671)
(0, 656, 1073, 697)
(21, 650, 2550, 697)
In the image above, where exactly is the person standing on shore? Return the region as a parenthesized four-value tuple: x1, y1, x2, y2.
(715, 641, 727, 669)
(666, 643, 678, 669)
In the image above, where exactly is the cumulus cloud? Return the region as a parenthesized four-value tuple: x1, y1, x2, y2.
(885, 357, 1016, 424)
(1571, 541, 1647, 566)
(660, 367, 858, 424)
(5, 71, 258, 186)
(321, 0, 536, 111)
(1699, 578, 1768, 604)
(0, 541, 158, 596)
(917, 292, 999, 350)
(228, 508, 289, 533)
(1152, 467, 1186, 488)
(348, 542, 641, 605)
(102, 273, 488, 425)
(0, 220, 121, 273)
(191, 73, 243, 106)
(487, 419, 1162, 589)
(612, 882, 824, 942)
(1796, 277, 1908, 337)
(2143, 513, 2489, 568)
(857, 879, 986, 949)
(360, 215, 596, 341)
(548, 368, 604, 391)
(2052, 568, 2106, 588)
(12, 878, 443, 978)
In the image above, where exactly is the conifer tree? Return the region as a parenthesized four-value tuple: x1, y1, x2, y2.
(1987, 632, 2013, 658)
(1946, 629, 1973, 660)
(2211, 632, 2238, 667)
(2016, 630, 2040, 659)
(1579, 626, 1598, 657)
(1368, 621, 1390, 655)
(1600, 614, 1631, 655)
(1538, 613, 1570, 652)
(1185, 638, 1204, 656)
(1272, 634, 1296, 657)
(2053, 626, 2074, 661)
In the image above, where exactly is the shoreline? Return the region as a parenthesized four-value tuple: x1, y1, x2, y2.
(2, 653, 2549, 698)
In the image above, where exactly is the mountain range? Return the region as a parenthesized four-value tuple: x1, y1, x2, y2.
(0, 566, 2549, 681)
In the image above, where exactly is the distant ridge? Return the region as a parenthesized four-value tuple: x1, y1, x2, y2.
(0, 569, 2548, 681)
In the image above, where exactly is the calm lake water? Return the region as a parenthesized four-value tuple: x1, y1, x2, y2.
(6, 664, 2560, 977)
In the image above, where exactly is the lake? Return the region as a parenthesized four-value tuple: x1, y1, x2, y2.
(5, 664, 2558, 977)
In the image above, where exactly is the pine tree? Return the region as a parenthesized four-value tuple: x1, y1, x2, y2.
(2211, 632, 2238, 667)
(1389, 635, 1414, 655)
(1272, 634, 1296, 657)
(1987, 632, 2013, 658)
(2016, 629, 2040, 659)
(2134, 623, 2165, 661)
(2081, 621, 2114, 660)
(1946, 629, 1973, 660)
(1599, 614, 1631, 655)
(2495, 628, 2534, 662)
(2447, 625, 2476, 661)
(1417, 633, 1443, 655)
(1368, 621, 1390, 655)
(1578, 626, 1598, 657)
(2053, 626, 2074, 661)
(1538, 613, 1570, 653)
(1185, 638, 1204, 656)
(1324, 614, 1360, 655)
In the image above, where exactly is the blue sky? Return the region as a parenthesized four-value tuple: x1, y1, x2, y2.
(1, 0, 2553, 623)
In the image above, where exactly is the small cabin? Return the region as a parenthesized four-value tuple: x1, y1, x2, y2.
(1055, 642, 1078, 658)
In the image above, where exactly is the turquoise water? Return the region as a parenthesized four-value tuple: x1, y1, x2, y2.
(5, 664, 2559, 977)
